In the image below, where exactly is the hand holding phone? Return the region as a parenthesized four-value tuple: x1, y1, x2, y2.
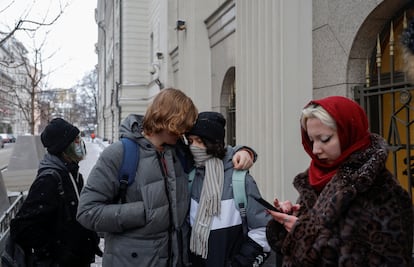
(254, 197, 280, 212)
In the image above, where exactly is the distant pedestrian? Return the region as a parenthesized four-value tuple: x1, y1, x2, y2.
(90, 133, 96, 143)
(10, 118, 102, 267)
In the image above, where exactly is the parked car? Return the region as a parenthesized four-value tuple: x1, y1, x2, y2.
(0, 133, 10, 143)
(8, 134, 16, 143)
(0, 133, 16, 143)
(0, 136, 3, 148)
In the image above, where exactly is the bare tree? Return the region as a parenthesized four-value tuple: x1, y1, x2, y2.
(1, 37, 44, 134)
(0, 0, 69, 134)
(75, 69, 98, 126)
(0, 0, 68, 46)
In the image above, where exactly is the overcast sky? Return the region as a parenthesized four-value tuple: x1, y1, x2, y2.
(0, 0, 97, 89)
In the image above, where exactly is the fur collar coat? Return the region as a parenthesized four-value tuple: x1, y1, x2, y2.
(266, 134, 413, 266)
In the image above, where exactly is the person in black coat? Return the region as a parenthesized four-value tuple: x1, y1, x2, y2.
(10, 118, 102, 267)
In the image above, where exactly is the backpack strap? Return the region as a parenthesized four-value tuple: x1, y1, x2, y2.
(232, 170, 248, 209)
(232, 170, 248, 235)
(39, 169, 72, 222)
(116, 137, 140, 203)
(38, 169, 64, 196)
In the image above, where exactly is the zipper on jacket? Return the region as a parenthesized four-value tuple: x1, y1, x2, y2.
(156, 151, 174, 266)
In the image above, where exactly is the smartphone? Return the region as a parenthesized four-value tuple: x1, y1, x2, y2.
(254, 197, 280, 212)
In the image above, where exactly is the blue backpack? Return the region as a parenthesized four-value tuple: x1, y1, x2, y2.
(116, 138, 139, 204)
(116, 137, 186, 203)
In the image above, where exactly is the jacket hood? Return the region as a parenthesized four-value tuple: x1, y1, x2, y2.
(119, 114, 145, 141)
(39, 153, 68, 172)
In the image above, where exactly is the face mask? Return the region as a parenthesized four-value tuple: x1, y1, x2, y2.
(74, 138, 87, 158)
(190, 145, 211, 166)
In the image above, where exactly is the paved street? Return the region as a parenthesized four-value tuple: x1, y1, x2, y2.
(0, 143, 14, 170)
(79, 139, 106, 179)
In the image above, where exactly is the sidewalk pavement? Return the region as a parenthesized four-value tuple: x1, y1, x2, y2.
(79, 140, 105, 179)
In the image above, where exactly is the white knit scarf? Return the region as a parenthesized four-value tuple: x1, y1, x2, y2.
(189, 145, 224, 258)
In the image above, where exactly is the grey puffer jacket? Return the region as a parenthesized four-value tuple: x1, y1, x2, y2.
(77, 115, 190, 267)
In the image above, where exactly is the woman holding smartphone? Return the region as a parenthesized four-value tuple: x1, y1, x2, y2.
(266, 96, 413, 267)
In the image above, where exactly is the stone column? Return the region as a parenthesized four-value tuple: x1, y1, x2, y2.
(236, 0, 312, 201)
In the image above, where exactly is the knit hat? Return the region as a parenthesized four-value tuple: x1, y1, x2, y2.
(41, 118, 80, 155)
(188, 112, 226, 145)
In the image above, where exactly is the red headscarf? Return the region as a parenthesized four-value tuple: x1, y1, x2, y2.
(301, 96, 371, 191)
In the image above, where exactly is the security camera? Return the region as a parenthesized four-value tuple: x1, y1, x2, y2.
(176, 20, 186, 31)
(156, 52, 164, 60)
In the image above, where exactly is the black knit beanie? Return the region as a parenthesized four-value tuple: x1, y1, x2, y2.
(41, 118, 80, 155)
(188, 112, 226, 145)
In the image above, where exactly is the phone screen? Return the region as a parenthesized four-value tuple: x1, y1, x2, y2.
(254, 197, 280, 212)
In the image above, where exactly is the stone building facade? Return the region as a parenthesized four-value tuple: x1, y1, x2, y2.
(0, 36, 33, 135)
(95, 0, 414, 202)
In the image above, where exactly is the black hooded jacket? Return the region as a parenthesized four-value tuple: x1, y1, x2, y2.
(10, 153, 101, 267)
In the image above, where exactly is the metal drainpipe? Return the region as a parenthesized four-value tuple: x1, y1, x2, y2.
(115, 0, 123, 139)
(97, 20, 106, 140)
